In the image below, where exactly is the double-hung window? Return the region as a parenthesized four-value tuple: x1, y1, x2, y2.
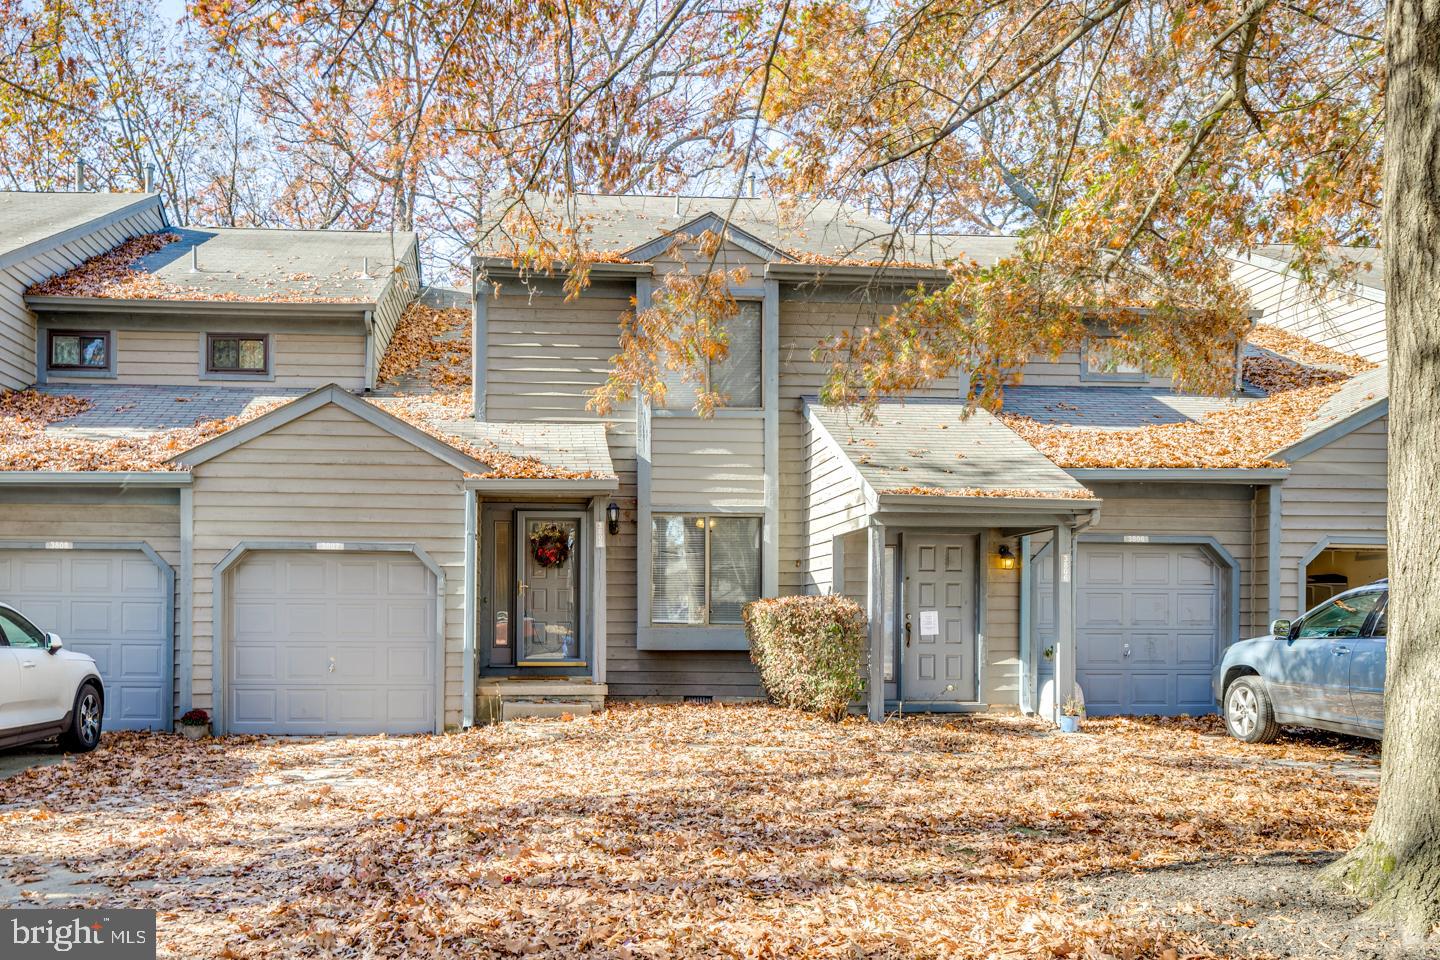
(1082, 335, 1145, 382)
(206, 333, 269, 375)
(650, 514, 761, 625)
(664, 300, 763, 409)
(48, 330, 110, 372)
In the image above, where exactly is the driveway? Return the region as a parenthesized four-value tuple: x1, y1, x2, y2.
(0, 743, 65, 780)
(0, 708, 1397, 959)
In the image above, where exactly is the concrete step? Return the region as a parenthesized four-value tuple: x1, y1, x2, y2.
(499, 700, 596, 722)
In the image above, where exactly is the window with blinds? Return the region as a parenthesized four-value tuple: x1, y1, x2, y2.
(650, 514, 762, 625)
(662, 300, 763, 410)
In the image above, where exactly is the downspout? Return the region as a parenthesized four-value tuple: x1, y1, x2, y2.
(362, 309, 376, 392)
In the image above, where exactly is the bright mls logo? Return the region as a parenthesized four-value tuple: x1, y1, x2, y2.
(3, 910, 155, 959)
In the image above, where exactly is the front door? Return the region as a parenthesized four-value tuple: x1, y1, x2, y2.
(516, 512, 583, 665)
(901, 534, 977, 702)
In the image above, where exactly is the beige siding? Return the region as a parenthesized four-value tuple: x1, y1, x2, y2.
(369, 240, 421, 385)
(1252, 484, 1274, 635)
(802, 418, 868, 595)
(1275, 417, 1387, 618)
(0, 492, 181, 714)
(983, 535, 1022, 707)
(1016, 348, 1175, 389)
(1081, 483, 1258, 644)
(779, 297, 964, 596)
(188, 404, 468, 728)
(1231, 257, 1387, 363)
(651, 416, 765, 507)
(0, 204, 167, 389)
(46, 330, 366, 388)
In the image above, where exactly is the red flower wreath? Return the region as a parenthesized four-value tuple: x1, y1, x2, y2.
(529, 522, 572, 568)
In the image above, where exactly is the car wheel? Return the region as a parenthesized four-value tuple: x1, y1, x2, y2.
(1224, 676, 1279, 744)
(59, 682, 103, 753)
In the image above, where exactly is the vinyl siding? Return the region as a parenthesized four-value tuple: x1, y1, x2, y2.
(45, 330, 366, 388)
(369, 240, 421, 385)
(1080, 483, 1258, 644)
(1275, 416, 1387, 618)
(651, 416, 765, 507)
(0, 204, 167, 389)
(983, 536, 1022, 707)
(0, 492, 181, 715)
(188, 404, 468, 728)
(1230, 257, 1387, 363)
(802, 417, 868, 595)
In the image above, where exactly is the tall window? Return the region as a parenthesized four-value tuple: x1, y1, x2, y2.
(665, 301, 763, 409)
(206, 334, 268, 375)
(651, 514, 761, 625)
(48, 330, 110, 371)
(1083, 335, 1144, 381)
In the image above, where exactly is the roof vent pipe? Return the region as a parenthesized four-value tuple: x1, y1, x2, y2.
(747, 174, 756, 197)
(361, 256, 373, 280)
(190, 246, 199, 273)
(74, 159, 86, 192)
(144, 163, 156, 193)
(674, 194, 681, 217)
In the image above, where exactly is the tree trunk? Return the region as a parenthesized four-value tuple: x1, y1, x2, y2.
(1322, 0, 1440, 936)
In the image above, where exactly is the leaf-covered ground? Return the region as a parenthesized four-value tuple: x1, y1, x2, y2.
(0, 706, 1383, 959)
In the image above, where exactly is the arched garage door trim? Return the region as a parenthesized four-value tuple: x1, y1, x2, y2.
(211, 540, 446, 735)
(0, 539, 175, 731)
(1074, 534, 1240, 715)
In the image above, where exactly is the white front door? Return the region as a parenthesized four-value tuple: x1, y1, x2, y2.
(901, 534, 978, 702)
(0, 607, 70, 727)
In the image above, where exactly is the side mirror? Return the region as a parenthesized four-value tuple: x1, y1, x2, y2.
(45, 632, 63, 654)
(1270, 619, 1292, 639)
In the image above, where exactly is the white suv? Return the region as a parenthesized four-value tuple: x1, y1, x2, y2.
(0, 602, 105, 752)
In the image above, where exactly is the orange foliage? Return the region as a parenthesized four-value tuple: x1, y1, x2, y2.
(880, 485, 1097, 499)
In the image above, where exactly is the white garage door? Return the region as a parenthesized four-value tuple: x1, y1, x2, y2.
(227, 551, 437, 735)
(0, 548, 170, 730)
(1077, 542, 1221, 716)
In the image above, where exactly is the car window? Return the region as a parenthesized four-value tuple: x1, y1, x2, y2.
(0, 609, 47, 649)
(1296, 592, 1384, 640)
(1370, 597, 1388, 639)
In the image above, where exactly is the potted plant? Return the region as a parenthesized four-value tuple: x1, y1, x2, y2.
(179, 708, 210, 740)
(1058, 697, 1083, 733)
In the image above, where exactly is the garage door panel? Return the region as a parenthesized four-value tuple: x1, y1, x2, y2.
(231, 688, 277, 726)
(228, 551, 436, 734)
(2, 549, 171, 731)
(1078, 543, 1220, 717)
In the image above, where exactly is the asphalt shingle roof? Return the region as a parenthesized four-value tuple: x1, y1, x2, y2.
(36, 383, 305, 440)
(425, 418, 616, 478)
(0, 191, 157, 267)
(999, 386, 1252, 429)
(808, 399, 1088, 496)
(481, 194, 1018, 266)
(1281, 364, 1388, 454)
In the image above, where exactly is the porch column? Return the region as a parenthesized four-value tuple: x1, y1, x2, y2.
(588, 496, 608, 685)
(1051, 523, 1076, 723)
(462, 491, 478, 727)
(866, 520, 887, 722)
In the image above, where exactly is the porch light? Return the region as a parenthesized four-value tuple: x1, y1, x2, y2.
(606, 502, 620, 536)
(997, 544, 1017, 570)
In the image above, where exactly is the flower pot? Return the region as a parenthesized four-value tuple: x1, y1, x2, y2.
(1057, 715, 1081, 734)
(180, 724, 208, 741)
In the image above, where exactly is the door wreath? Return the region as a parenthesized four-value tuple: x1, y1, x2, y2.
(529, 522, 573, 568)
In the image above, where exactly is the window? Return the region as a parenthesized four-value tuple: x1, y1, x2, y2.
(651, 514, 761, 625)
(1296, 591, 1384, 639)
(665, 300, 762, 409)
(0, 608, 47, 649)
(1371, 598, 1388, 638)
(48, 330, 110, 371)
(206, 334, 268, 375)
(1083, 335, 1145, 381)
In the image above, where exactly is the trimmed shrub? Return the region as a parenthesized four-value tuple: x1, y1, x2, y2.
(743, 595, 867, 721)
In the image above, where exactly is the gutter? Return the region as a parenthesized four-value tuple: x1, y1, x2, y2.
(876, 493, 1101, 513)
(765, 262, 950, 284)
(1066, 467, 1290, 484)
(462, 477, 620, 495)
(0, 471, 191, 486)
(474, 258, 654, 280)
(25, 295, 376, 319)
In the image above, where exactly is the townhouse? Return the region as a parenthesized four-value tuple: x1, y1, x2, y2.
(0, 190, 1388, 732)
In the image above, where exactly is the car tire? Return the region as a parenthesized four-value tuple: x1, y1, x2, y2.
(1224, 676, 1279, 744)
(59, 682, 103, 753)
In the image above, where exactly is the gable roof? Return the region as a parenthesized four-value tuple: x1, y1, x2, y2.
(173, 384, 487, 474)
(806, 398, 1095, 505)
(0, 191, 162, 271)
(1272, 364, 1388, 461)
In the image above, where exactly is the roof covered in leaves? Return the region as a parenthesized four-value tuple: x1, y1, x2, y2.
(0, 191, 160, 269)
(807, 398, 1092, 499)
(25, 226, 416, 305)
(480, 193, 1017, 267)
(1279, 364, 1387, 454)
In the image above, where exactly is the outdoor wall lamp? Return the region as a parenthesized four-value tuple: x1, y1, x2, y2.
(997, 544, 1017, 570)
(606, 502, 620, 536)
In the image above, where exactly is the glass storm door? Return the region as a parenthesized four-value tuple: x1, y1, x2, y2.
(516, 512, 583, 664)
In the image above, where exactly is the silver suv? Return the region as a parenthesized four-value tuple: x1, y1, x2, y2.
(1214, 581, 1386, 743)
